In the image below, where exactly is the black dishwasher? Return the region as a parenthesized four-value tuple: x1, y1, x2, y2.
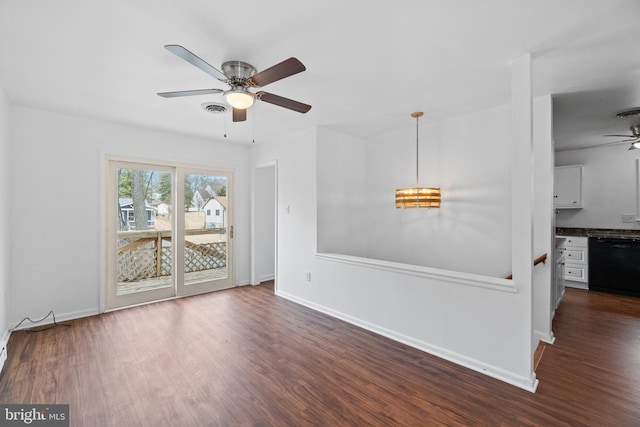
(589, 237, 640, 297)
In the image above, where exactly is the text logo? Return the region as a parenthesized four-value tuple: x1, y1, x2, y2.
(0, 405, 69, 426)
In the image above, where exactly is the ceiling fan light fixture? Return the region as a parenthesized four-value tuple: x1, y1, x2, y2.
(224, 89, 254, 109)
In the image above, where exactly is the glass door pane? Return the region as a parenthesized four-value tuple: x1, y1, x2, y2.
(178, 170, 233, 296)
(106, 161, 176, 309)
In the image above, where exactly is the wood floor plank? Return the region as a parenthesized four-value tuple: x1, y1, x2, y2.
(1, 283, 639, 426)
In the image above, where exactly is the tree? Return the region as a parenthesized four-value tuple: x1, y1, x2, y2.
(117, 168, 149, 231)
(184, 175, 194, 211)
(152, 172, 195, 210)
(189, 174, 209, 192)
(117, 169, 129, 231)
(158, 173, 172, 204)
(216, 186, 226, 197)
(118, 169, 132, 198)
(131, 169, 148, 230)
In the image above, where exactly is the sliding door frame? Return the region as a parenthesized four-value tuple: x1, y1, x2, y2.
(104, 155, 235, 311)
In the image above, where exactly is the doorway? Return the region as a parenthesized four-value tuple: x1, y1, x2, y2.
(252, 162, 277, 287)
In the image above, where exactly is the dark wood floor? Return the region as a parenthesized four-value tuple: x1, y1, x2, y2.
(1, 283, 639, 426)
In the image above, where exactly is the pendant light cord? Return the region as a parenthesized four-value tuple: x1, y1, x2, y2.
(415, 114, 420, 187)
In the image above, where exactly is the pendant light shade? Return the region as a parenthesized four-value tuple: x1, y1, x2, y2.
(395, 187, 441, 208)
(395, 112, 441, 209)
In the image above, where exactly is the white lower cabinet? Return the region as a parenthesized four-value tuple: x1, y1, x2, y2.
(558, 236, 588, 289)
(554, 239, 566, 310)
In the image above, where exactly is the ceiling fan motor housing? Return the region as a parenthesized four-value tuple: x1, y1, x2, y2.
(220, 61, 258, 109)
(222, 60, 256, 86)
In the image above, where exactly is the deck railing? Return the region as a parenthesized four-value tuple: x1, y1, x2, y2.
(117, 228, 226, 282)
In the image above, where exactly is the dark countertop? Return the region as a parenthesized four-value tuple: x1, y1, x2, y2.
(556, 227, 640, 239)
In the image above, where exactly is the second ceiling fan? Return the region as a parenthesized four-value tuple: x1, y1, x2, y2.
(158, 45, 311, 122)
(605, 125, 640, 150)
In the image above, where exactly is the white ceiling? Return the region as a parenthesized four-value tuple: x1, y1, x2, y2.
(0, 0, 639, 149)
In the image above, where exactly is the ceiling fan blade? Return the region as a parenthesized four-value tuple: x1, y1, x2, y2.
(256, 91, 311, 113)
(232, 108, 246, 122)
(604, 134, 635, 137)
(157, 89, 223, 98)
(164, 45, 227, 82)
(560, 139, 636, 151)
(249, 58, 306, 87)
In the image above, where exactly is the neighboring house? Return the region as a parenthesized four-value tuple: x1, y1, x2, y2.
(156, 202, 170, 217)
(205, 181, 225, 198)
(202, 196, 227, 228)
(191, 189, 210, 212)
(119, 198, 156, 229)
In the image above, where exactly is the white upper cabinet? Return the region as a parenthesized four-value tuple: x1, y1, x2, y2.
(554, 165, 583, 208)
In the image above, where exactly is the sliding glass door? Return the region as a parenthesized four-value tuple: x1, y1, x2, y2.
(178, 170, 232, 296)
(106, 159, 234, 310)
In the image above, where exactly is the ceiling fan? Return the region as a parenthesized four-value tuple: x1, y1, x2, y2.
(157, 45, 311, 122)
(604, 124, 640, 150)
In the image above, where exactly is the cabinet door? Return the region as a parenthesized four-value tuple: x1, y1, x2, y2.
(554, 165, 582, 208)
(555, 257, 565, 309)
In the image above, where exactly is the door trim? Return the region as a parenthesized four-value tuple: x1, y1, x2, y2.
(251, 160, 278, 289)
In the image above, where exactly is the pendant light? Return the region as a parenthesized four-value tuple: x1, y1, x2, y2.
(395, 112, 441, 208)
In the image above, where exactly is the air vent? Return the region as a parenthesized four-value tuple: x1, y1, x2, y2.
(616, 108, 640, 118)
(201, 102, 228, 114)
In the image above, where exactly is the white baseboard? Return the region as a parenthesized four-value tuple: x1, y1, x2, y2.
(250, 275, 275, 286)
(276, 290, 538, 393)
(565, 281, 588, 290)
(534, 329, 556, 344)
(259, 274, 274, 283)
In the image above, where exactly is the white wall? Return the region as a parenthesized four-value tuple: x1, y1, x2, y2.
(250, 127, 318, 294)
(0, 84, 10, 350)
(320, 106, 512, 278)
(533, 96, 555, 344)
(253, 164, 276, 283)
(252, 120, 537, 391)
(9, 106, 251, 326)
(316, 127, 367, 256)
(556, 145, 640, 229)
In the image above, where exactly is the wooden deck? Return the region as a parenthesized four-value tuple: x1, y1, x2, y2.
(1, 285, 639, 425)
(117, 267, 228, 294)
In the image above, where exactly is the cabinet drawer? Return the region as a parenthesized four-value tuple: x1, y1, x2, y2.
(564, 264, 588, 282)
(564, 249, 586, 263)
(564, 236, 588, 248)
